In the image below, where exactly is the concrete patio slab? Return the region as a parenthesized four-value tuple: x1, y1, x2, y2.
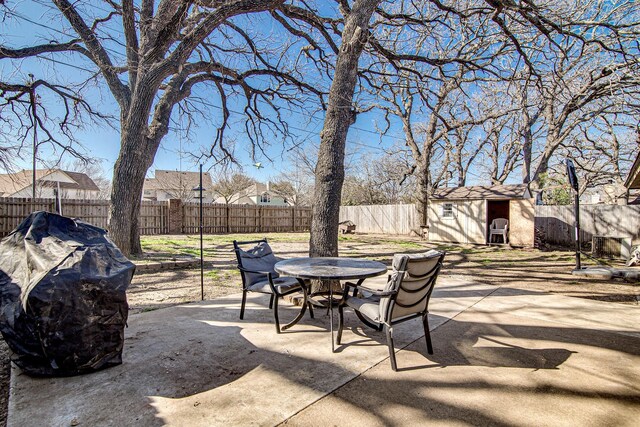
(475, 286, 640, 338)
(7, 277, 640, 426)
(285, 306, 640, 426)
(8, 277, 492, 426)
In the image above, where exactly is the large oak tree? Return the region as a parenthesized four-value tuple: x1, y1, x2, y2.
(2, 0, 639, 260)
(1, 0, 323, 255)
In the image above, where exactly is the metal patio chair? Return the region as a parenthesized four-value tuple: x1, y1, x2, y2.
(233, 239, 312, 333)
(337, 250, 445, 371)
(489, 218, 509, 244)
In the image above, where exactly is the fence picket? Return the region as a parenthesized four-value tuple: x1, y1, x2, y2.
(0, 197, 312, 237)
(534, 204, 640, 246)
(5, 198, 637, 247)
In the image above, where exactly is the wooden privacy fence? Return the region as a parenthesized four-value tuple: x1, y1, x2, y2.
(0, 198, 111, 235)
(339, 204, 419, 235)
(535, 204, 640, 246)
(4, 197, 638, 246)
(339, 203, 640, 247)
(181, 202, 311, 234)
(0, 197, 311, 238)
(139, 201, 169, 235)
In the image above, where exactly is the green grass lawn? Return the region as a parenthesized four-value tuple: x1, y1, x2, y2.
(138, 233, 310, 257)
(137, 232, 618, 269)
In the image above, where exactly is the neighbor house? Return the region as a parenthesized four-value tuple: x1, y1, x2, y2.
(213, 181, 290, 206)
(583, 184, 629, 205)
(0, 169, 100, 199)
(625, 152, 640, 191)
(427, 184, 535, 247)
(624, 152, 640, 204)
(143, 170, 213, 202)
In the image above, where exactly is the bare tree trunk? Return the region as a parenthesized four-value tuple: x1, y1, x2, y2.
(109, 89, 160, 256)
(521, 110, 533, 184)
(109, 127, 154, 256)
(530, 129, 559, 190)
(309, 0, 379, 258)
(414, 156, 430, 227)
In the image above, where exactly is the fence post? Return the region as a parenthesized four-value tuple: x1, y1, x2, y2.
(168, 199, 183, 234)
(292, 206, 296, 232)
(254, 206, 259, 233)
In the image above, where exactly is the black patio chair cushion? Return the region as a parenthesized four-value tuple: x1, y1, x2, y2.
(236, 241, 281, 287)
(247, 276, 301, 294)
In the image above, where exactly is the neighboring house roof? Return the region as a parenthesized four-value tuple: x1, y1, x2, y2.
(0, 170, 40, 195)
(55, 171, 100, 192)
(0, 169, 99, 196)
(625, 153, 640, 189)
(215, 181, 292, 205)
(144, 170, 213, 191)
(240, 182, 268, 197)
(431, 184, 531, 200)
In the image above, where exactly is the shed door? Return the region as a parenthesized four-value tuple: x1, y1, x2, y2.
(458, 199, 486, 244)
(509, 198, 535, 247)
(486, 200, 510, 243)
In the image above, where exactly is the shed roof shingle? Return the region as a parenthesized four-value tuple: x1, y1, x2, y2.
(431, 184, 530, 200)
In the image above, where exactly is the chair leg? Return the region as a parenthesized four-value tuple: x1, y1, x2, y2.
(273, 296, 281, 334)
(269, 294, 274, 310)
(336, 304, 344, 345)
(240, 290, 247, 320)
(423, 314, 433, 354)
(308, 301, 315, 319)
(385, 324, 398, 371)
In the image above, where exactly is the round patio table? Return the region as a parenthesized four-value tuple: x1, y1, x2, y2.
(275, 257, 387, 352)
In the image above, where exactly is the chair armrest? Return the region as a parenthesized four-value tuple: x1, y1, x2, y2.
(358, 286, 396, 297)
(344, 281, 395, 297)
(237, 266, 274, 275)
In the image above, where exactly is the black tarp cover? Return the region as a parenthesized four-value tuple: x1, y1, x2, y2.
(0, 211, 135, 376)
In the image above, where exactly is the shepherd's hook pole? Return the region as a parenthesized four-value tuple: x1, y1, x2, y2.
(574, 190, 581, 270)
(199, 164, 204, 301)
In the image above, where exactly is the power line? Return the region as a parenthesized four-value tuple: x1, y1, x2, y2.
(4, 9, 126, 60)
(36, 54, 96, 74)
(3, 10, 405, 148)
(7, 51, 404, 150)
(4, 7, 407, 144)
(193, 98, 399, 152)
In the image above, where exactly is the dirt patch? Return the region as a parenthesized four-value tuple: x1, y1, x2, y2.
(1, 233, 638, 425)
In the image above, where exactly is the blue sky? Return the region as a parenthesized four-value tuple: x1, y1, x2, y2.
(0, 1, 532, 189)
(0, 2, 412, 183)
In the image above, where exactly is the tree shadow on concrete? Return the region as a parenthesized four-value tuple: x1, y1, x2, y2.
(336, 310, 640, 372)
(308, 311, 640, 426)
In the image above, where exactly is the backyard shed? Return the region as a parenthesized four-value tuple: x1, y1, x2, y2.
(427, 184, 535, 247)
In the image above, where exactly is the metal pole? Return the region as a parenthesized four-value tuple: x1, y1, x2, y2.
(574, 191, 581, 270)
(566, 158, 581, 271)
(30, 88, 37, 202)
(56, 181, 62, 215)
(199, 164, 204, 301)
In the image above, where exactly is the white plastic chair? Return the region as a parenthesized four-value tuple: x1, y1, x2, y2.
(489, 218, 509, 244)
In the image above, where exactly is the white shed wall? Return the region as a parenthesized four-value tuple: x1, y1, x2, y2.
(428, 199, 486, 244)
